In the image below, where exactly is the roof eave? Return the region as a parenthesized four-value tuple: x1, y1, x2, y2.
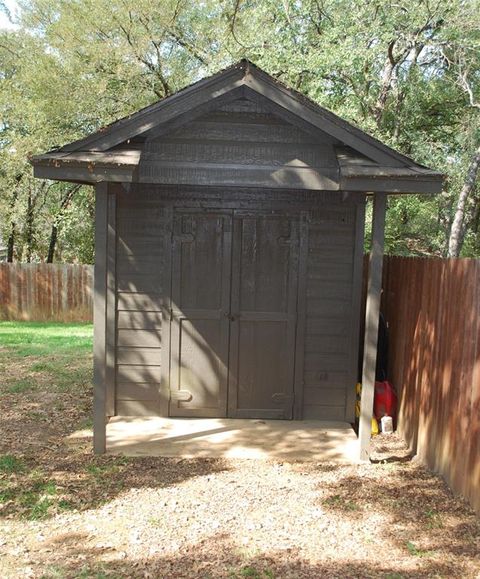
(32, 155, 444, 194)
(342, 174, 444, 194)
(32, 160, 136, 184)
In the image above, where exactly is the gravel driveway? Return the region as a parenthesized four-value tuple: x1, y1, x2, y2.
(1, 434, 479, 578)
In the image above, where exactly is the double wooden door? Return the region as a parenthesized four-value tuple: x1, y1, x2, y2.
(169, 209, 299, 419)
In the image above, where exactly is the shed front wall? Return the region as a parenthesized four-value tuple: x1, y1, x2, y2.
(108, 184, 365, 422)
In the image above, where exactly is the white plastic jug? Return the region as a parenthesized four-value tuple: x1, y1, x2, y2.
(381, 415, 393, 434)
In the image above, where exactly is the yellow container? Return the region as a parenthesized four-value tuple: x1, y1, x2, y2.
(355, 383, 379, 435)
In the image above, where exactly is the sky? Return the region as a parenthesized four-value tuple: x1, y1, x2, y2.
(0, 0, 20, 30)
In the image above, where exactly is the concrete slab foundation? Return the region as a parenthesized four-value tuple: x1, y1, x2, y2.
(106, 417, 359, 462)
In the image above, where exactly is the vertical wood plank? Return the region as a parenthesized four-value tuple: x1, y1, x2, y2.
(93, 182, 108, 454)
(0, 263, 93, 321)
(227, 214, 242, 418)
(346, 194, 366, 422)
(293, 212, 308, 419)
(384, 255, 480, 514)
(105, 190, 117, 417)
(359, 192, 386, 461)
(159, 205, 173, 417)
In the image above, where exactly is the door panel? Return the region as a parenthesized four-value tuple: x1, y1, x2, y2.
(228, 212, 299, 418)
(169, 211, 231, 417)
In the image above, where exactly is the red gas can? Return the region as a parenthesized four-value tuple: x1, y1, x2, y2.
(374, 381, 397, 425)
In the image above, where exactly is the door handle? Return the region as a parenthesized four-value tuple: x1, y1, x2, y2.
(223, 312, 237, 322)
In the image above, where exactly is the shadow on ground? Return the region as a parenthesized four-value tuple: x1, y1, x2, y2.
(31, 531, 471, 579)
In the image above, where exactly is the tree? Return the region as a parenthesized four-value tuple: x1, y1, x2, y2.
(1, 0, 479, 260)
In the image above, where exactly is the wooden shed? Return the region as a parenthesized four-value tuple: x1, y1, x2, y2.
(32, 60, 443, 456)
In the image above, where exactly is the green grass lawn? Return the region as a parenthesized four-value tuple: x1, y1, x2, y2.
(0, 322, 93, 394)
(0, 321, 92, 356)
(0, 321, 97, 521)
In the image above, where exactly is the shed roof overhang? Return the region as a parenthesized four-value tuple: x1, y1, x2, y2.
(31, 60, 443, 195)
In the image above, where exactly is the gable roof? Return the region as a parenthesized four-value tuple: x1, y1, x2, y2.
(31, 59, 443, 194)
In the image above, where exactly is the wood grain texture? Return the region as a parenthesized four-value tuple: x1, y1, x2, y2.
(93, 183, 108, 454)
(383, 256, 480, 514)
(169, 211, 231, 418)
(302, 199, 359, 420)
(0, 263, 93, 321)
(111, 187, 365, 424)
(140, 97, 340, 190)
(359, 192, 386, 461)
(228, 213, 299, 419)
(105, 191, 117, 416)
(114, 192, 168, 415)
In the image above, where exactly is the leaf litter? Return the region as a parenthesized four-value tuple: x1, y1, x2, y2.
(0, 341, 479, 578)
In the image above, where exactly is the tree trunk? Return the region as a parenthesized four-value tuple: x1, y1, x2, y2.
(448, 145, 480, 257)
(6, 188, 19, 262)
(7, 222, 15, 262)
(25, 190, 34, 263)
(46, 224, 58, 263)
(46, 185, 80, 262)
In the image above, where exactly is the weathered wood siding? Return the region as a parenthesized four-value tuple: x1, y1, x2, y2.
(114, 190, 167, 416)
(136, 97, 340, 190)
(382, 257, 480, 514)
(303, 202, 364, 421)
(112, 186, 364, 421)
(0, 263, 93, 321)
(109, 92, 363, 419)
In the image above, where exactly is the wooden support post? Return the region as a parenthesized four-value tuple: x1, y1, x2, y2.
(105, 193, 116, 417)
(359, 192, 387, 461)
(93, 183, 108, 454)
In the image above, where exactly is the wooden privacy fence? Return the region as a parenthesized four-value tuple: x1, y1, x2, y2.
(382, 257, 480, 514)
(0, 263, 93, 322)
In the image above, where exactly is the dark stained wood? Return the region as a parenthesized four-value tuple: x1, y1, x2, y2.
(60, 65, 247, 152)
(117, 382, 161, 401)
(293, 213, 308, 419)
(31, 61, 443, 195)
(359, 192, 386, 461)
(159, 205, 173, 417)
(139, 103, 341, 189)
(302, 198, 360, 420)
(169, 210, 232, 417)
(105, 190, 116, 416)
(242, 78, 404, 167)
(228, 212, 299, 419)
(114, 190, 168, 416)
(93, 183, 108, 454)
(346, 196, 367, 421)
(112, 187, 364, 424)
(139, 162, 340, 190)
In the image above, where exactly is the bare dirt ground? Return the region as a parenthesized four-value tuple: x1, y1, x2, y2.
(0, 326, 479, 578)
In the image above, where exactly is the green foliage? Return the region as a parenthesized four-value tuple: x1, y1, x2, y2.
(1, 0, 479, 259)
(405, 540, 434, 558)
(0, 454, 25, 473)
(323, 493, 360, 511)
(6, 378, 37, 393)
